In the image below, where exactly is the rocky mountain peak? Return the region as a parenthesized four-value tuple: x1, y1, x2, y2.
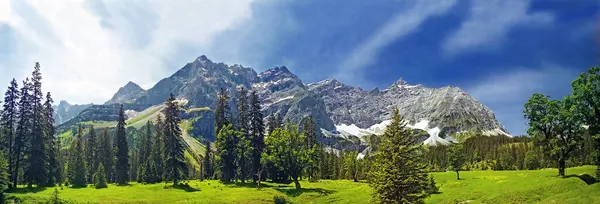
(105, 81, 146, 105)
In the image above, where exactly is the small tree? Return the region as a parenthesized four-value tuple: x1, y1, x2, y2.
(449, 144, 465, 180)
(524, 150, 540, 170)
(0, 152, 11, 201)
(426, 175, 439, 195)
(93, 163, 107, 189)
(51, 188, 60, 204)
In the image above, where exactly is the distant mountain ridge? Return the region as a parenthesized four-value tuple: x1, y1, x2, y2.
(53, 100, 93, 125)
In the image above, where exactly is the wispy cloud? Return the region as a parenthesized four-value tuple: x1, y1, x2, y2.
(0, 0, 253, 104)
(443, 0, 554, 56)
(466, 64, 579, 135)
(335, 0, 457, 86)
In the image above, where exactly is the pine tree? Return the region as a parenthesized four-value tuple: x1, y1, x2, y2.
(236, 87, 250, 183)
(369, 108, 428, 203)
(302, 116, 320, 182)
(152, 116, 164, 182)
(25, 63, 48, 187)
(85, 125, 97, 183)
(215, 88, 231, 140)
(114, 105, 130, 185)
(71, 125, 87, 187)
(43, 92, 59, 186)
(13, 79, 31, 188)
(217, 124, 241, 183)
(202, 136, 213, 180)
(98, 128, 113, 184)
(1, 78, 18, 189)
(0, 152, 11, 201)
(163, 94, 188, 185)
(426, 175, 439, 195)
(139, 121, 152, 172)
(93, 163, 107, 189)
(249, 90, 264, 183)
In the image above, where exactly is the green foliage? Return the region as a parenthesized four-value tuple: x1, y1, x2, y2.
(0, 152, 11, 200)
(342, 151, 360, 182)
(369, 107, 428, 203)
(572, 67, 600, 176)
(263, 124, 308, 189)
(273, 195, 288, 204)
(70, 126, 87, 188)
(84, 126, 97, 183)
(93, 163, 107, 189)
(51, 188, 60, 204)
(449, 144, 465, 180)
(524, 150, 540, 170)
(114, 105, 130, 185)
(163, 94, 188, 185)
(216, 124, 241, 183)
(249, 90, 265, 183)
(426, 175, 439, 195)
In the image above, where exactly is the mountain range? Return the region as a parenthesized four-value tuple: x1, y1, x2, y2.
(55, 55, 509, 146)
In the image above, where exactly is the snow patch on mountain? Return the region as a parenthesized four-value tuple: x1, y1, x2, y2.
(333, 119, 454, 146)
(482, 128, 512, 137)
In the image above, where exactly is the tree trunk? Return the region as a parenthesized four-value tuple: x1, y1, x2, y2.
(292, 175, 301, 189)
(456, 171, 460, 180)
(558, 158, 566, 177)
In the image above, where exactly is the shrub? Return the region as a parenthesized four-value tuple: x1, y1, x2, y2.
(93, 163, 108, 189)
(273, 195, 288, 204)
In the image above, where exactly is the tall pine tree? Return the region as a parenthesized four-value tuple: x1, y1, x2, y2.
(202, 136, 213, 180)
(13, 79, 31, 188)
(71, 125, 86, 188)
(25, 63, 48, 187)
(44, 92, 59, 186)
(1, 78, 19, 188)
(98, 128, 113, 184)
(216, 124, 241, 183)
(163, 94, 188, 185)
(214, 88, 231, 139)
(152, 115, 164, 182)
(114, 105, 130, 185)
(85, 125, 97, 183)
(249, 90, 264, 183)
(369, 108, 428, 203)
(236, 87, 250, 183)
(302, 116, 320, 182)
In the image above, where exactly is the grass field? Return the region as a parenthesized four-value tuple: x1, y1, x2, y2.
(9, 166, 600, 203)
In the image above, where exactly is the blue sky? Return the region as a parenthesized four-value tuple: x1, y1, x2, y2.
(0, 0, 598, 135)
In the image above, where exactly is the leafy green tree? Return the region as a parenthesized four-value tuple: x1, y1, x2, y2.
(524, 93, 584, 176)
(343, 151, 359, 182)
(571, 67, 600, 175)
(217, 124, 241, 183)
(163, 94, 188, 185)
(263, 124, 307, 189)
(449, 144, 465, 179)
(25, 62, 48, 187)
(249, 90, 264, 183)
(1, 78, 19, 188)
(71, 125, 87, 188)
(93, 163, 107, 189)
(524, 150, 540, 170)
(85, 125, 97, 183)
(369, 108, 428, 203)
(114, 105, 130, 185)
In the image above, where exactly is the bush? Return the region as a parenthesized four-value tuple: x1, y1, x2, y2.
(93, 163, 108, 189)
(273, 195, 288, 204)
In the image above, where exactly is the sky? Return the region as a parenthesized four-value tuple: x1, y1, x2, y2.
(0, 0, 598, 135)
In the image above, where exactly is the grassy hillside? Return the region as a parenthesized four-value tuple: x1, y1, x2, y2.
(10, 166, 600, 203)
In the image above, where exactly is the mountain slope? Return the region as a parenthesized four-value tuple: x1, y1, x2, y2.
(308, 78, 508, 137)
(53, 100, 93, 125)
(105, 81, 146, 104)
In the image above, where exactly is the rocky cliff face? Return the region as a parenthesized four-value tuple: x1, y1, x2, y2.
(308, 78, 508, 136)
(53, 100, 93, 125)
(105, 81, 146, 104)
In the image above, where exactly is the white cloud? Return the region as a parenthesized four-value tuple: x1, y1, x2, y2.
(466, 64, 579, 135)
(335, 0, 457, 86)
(0, 0, 254, 104)
(443, 0, 554, 56)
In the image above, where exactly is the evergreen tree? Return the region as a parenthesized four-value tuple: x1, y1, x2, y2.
(301, 116, 319, 182)
(236, 87, 250, 183)
(139, 121, 152, 171)
(449, 144, 465, 180)
(343, 151, 359, 182)
(0, 152, 11, 201)
(93, 163, 107, 189)
(202, 136, 213, 180)
(98, 128, 113, 184)
(217, 124, 241, 183)
(152, 116, 164, 182)
(1, 78, 19, 187)
(25, 63, 48, 187)
(369, 108, 428, 203)
(163, 94, 188, 185)
(71, 125, 86, 187)
(426, 175, 439, 195)
(13, 79, 31, 188)
(215, 88, 231, 139)
(249, 91, 265, 183)
(114, 105, 130, 185)
(44, 92, 59, 186)
(85, 125, 97, 183)
(266, 114, 276, 136)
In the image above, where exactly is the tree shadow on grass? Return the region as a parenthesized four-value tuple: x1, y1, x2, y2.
(9, 186, 47, 194)
(170, 184, 201, 192)
(276, 188, 336, 197)
(565, 174, 597, 185)
(227, 182, 275, 188)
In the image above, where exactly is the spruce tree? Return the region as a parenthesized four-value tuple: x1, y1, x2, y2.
(236, 87, 250, 183)
(216, 124, 241, 183)
(152, 116, 164, 182)
(98, 128, 113, 184)
(249, 90, 264, 183)
(85, 125, 97, 183)
(114, 105, 130, 185)
(71, 125, 87, 188)
(369, 108, 428, 203)
(139, 121, 152, 171)
(44, 92, 59, 186)
(0, 152, 10, 201)
(93, 163, 107, 189)
(25, 63, 48, 187)
(302, 116, 319, 182)
(202, 137, 213, 180)
(214, 88, 231, 139)
(1, 78, 18, 188)
(163, 94, 188, 185)
(13, 79, 31, 188)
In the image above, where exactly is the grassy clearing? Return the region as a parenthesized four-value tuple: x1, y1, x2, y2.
(126, 105, 165, 128)
(11, 165, 600, 203)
